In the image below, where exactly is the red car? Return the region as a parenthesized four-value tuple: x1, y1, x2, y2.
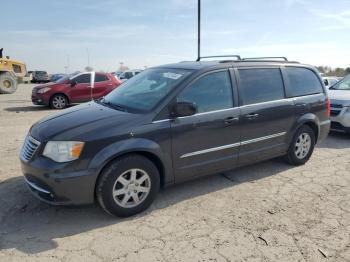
(31, 72, 122, 109)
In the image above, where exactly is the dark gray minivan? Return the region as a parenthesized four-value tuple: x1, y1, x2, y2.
(20, 57, 330, 217)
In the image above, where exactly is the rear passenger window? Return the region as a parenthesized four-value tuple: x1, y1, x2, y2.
(95, 74, 109, 82)
(238, 68, 285, 105)
(178, 71, 233, 113)
(285, 67, 323, 97)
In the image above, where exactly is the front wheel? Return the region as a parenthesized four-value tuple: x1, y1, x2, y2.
(0, 72, 17, 94)
(96, 155, 160, 217)
(285, 125, 315, 166)
(50, 94, 68, 109)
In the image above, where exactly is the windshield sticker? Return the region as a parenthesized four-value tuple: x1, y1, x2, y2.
(162, 72, 183, 80)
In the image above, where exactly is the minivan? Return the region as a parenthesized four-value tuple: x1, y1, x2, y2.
(20, 56, 330, 217)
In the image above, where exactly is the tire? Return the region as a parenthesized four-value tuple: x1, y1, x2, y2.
(0, 72, 17, 94)
(50, 94, 68, 109)
(285, 125, 315, 166)
(96, 154, 160, 217)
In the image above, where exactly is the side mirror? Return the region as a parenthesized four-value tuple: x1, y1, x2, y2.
(171, 101, 197, 118)
(70, 79, 77, 87)
(324, 79, 329, 86)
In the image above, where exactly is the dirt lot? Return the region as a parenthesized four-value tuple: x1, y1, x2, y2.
(0, 84, 349, 262)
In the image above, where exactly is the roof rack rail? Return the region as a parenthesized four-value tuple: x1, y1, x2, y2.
(196, 55, 241, 62)
(242, 57, 288, 61)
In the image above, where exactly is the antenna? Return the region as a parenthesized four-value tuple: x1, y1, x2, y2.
(197, 0, 201, 62)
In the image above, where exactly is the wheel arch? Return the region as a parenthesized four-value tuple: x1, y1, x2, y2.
(90, 138, 173, 199)
(292, 113, 320, 143)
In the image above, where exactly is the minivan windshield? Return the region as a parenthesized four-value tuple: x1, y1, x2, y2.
(331, 75, 350, 90)
(102, 68, 192, 112)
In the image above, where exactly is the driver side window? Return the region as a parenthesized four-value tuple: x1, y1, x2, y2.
(177, 71, 233, 113)
(74, 74, 91, 84)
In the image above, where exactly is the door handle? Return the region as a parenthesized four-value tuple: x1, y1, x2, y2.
(224, 116, 239, 124)
(245, 113, 259, 120)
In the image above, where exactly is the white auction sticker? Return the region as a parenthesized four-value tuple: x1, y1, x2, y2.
(163, 72, 183, 80)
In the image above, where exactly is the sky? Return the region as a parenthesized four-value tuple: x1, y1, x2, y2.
(1, 0, 350, 73)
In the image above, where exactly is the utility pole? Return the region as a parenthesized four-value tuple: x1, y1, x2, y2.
(66, 54, 70, 73)
(197, 0, 201, 61)
(86, 48, 90, 67)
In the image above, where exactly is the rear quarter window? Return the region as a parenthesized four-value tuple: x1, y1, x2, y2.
(285, 67, 323, 97)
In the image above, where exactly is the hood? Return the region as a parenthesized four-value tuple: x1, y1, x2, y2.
(328, 89, 350, 106)
(33, 82, 60, 90)
(30, 102, 141, 141)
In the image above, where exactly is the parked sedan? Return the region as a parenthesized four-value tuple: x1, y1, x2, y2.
(31, 72, 122, 109)
(328, 74, 350, 133)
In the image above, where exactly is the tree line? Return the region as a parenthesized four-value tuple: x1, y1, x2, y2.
(316, 66, 350, 77)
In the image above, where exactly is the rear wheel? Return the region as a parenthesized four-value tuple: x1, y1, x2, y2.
(0, 72, 17, 94)
(50, 94, 68, 109)
(96, 155, 160, 217)
(285, 125, 315, 165)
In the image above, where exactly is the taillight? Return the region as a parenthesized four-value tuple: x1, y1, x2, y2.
(327, 97, 330, 117)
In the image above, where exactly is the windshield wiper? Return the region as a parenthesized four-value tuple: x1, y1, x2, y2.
(97, 99, 127, 112)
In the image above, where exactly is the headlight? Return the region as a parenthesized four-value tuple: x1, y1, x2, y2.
(37, 87, 51, 94)
(43, 141, 85, 162)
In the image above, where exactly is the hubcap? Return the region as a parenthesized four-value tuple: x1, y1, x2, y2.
(52, 96, 66, 109)
(3, 80, 11, 89)
(112, 168, 151, 208)
(294, 133, 311, 159)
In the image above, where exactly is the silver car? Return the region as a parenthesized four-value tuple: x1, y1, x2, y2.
(329, 75, 350, 133)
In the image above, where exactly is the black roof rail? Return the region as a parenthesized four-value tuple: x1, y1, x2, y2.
(196, 55, 241, 62)
(242, 56, 288, 61)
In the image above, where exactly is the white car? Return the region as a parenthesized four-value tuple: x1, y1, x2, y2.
(328, 75, 350, 133)
(118, 70, 142, 82)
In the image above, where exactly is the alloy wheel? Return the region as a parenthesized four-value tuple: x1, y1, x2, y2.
(112, 168, 151, 208)
(294, 133, 311, 159)
(52, 96, 66, 109)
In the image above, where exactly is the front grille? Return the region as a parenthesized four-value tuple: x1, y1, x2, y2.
(330, 110, 341, 117)
(20, 136, 41, 161)
(330, 104, 343, 109)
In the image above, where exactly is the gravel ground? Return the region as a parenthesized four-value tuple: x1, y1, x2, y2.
(0, 84, 349, 262)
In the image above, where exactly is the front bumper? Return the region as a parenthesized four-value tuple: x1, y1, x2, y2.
(21, 156, 97, 205)
(330, 107, 350, 133)
(31, 93, 49, 106)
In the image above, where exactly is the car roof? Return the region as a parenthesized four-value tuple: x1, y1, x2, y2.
(155, 60, 315, 71)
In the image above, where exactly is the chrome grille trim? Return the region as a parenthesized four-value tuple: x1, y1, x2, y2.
(20, 135, 41, 162)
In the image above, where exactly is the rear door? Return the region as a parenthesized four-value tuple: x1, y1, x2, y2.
(69, 73, 92, 102)
(171, 69, 241, 182)
(236, 67, 295, 165)
(92, 73, 114, 98)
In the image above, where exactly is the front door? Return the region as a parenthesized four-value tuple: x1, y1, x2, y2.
(171, 70, 241, 182)
(235, 67, 296, 165)
(69, 73, 92, 102)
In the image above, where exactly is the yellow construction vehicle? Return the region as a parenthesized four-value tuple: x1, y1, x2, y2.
(0, 54, 27, 94)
